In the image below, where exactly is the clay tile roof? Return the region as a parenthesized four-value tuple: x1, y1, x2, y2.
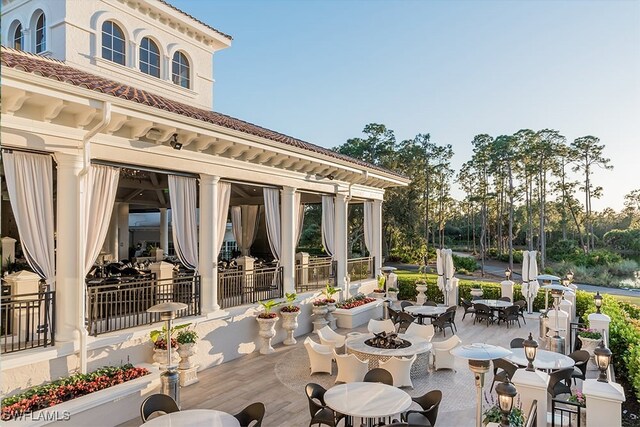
(1, 47, 407, 181)
(156, 0, 233, 41)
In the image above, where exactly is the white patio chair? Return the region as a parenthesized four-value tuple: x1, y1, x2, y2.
(379, 355, 417, 388)
(317, 326, 347, 353)
(334, 350, 369, 383)
(432, 334, 462, 371)
(405, 323, 435, 342)
(367, 318, 396, 335)
(303, 337, 333, 375)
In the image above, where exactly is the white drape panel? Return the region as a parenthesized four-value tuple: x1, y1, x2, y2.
(363, 201, 374, 254)
(215, 182, 231, 256)
(83, 165, 119, 275)
(321, 196, 335, 257)
(231, 205, 260, 256)
(263, 188, 281, 261)
(168, 175, 198, 270)
(294, 193, 305, 247)
(2, 151, 55, 283)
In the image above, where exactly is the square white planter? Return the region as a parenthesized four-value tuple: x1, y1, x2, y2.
(333, 300, 383, 329)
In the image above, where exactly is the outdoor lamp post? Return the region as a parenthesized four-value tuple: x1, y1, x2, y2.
(495, 376, 518, 427)
(523, 332, 538, 371)
(594, 292, 603, 314)
(451, 343, 512, 427)
(147, 302, 188, 405)
(561, 276, 570, 287)
(594, 340, 613, 383)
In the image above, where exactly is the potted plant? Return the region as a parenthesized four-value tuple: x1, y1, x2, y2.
(483, 393, 525, 426)
(470, 284, 483, 298)
(373, 274, 386, 298)
(578, 328, 602, 367)
(323, 283, 339, 328)
(280, 292, 300, 345)
(257, 299, 281, 354)
(176, 326, 198, 369)
(150, 325, 184, 368)
(415, 278, 428, 304)
(387, 287, 399, 301)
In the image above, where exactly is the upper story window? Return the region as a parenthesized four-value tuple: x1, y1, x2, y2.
(101, 21, 125, 65)
(34, 13, 46, 53)
(171, 51, 190, 89)
(12, 22, 23, 50)
(139, 37, 160, 78)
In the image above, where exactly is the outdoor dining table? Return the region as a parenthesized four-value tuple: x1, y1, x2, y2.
(504, 348, 575, 372)
(142, 409, 240, 427)
(324, 382, 412, 426)
(473, 299, 512, 309)
(404, 305, 447, 324)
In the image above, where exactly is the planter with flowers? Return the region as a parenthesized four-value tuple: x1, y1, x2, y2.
(415, 279, 428, 305)
(176, 326, 199, 386)
(312, 299, 329, 332)
(567, 389, 587, 427)
(387, 287, 399, 301)
(280, 292, 301, 345)
(150, 325, 184, 369)
(578, 329, 602, 369)
(373, 274, 386, 298)
(333, 294, 382, 329)
(470, 285, 483, 299)
(323, 284, 339, 329)
(257, 299, 281, 354)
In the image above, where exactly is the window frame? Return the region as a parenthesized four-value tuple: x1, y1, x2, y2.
(34, 12, 46, 54)
(171, 51, 190, 89)
(101, 20, 126, 66)
(139, 36, 161, 78)
(12, 22, 23, 51)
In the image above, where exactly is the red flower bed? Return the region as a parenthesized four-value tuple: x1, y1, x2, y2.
(337, 297, 377, 309)
(1, 364, 150, 421)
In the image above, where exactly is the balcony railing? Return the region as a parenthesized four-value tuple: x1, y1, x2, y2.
(218, 266, 283, 309)
(86, 273, 200, 336)
(1, 284, 55, 354)
(347, 257, 375, 282)
(296, 257, 336, 292)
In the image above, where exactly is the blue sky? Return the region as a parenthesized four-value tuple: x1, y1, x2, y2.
(173, 0, 640, 211)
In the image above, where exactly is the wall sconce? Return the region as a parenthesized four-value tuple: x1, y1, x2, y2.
(170, 134, 183, 150)
(594, 340, 612, 382)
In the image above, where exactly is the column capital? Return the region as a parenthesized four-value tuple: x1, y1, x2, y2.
(199, 174, 220, 185)
(335, 193, 349, 203)
(373, 199, 383, 207)
(54, 152, 83, 169)
(282, 186, 297, 196)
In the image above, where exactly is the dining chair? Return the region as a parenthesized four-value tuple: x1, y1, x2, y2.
(363, 368, 394, 385)
(514, 300, 527, 325)
(140, 393, 180, 423)
(234, 402, 265, 427)
(547, 367, 574, 398)
(368, 319, 396, 335)
(379, 355, 417, 388)
(400, 301, 414, 311)
(431, 312, 454, 337)
(423, 301, 437, 307)
(396, 312, 417, 333)
(510, 338, 525, 348)
(491, 358, 519, 392)
(445, 306, 458, 332)
(388, 306, 401, 325)
(461, 299, 475, 320)
(334, 350, 369, 383)
(304, 337, 333, 375)
(473, 303, 494, 326)
(305, 383, 345, 427)
(317, 326, 347, 353)
(402, 389, 443, 426)
(497, 305, 520, 328)
(405, 323, 435, 342)
(498, 296, 512, 302)
(432, 335, 462, 371)
(568, 350, 590, 384)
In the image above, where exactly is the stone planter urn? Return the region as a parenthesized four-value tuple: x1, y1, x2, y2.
(578, 336, 602, 370)
(326, 301, 337, 329)
(177, 342, 198, 369)
(257, 316, 279, 355)
(280, 310, 300, 345)
(152, 348, 180, 369)
(470, 288, 483, 299)
(415, 284, 428, 305)
(387, 290, 398, 301)
(312, 304, 329, 332)
(372, 291, 386, 299)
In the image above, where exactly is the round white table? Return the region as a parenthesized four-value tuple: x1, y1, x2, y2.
(473, 299, 512, 309)
(324, 382, 412, 419)
(143, 409, 240, 427)
(404, 305, 448, 324)
(505, 348, 575, 371)
(346, 333, 432, 372)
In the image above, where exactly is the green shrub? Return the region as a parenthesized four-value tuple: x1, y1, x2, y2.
(452, 255, 479, 272)
(603, 228, 640, 252)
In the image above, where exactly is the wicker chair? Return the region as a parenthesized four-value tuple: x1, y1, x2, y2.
(548, 367, 573, 398)
(498, 296, 512, 302)
(234, 402, 265, 427)
(473, 303, 494, 326)
(305, 383, 345, 427)
(497, 305, 521, 328)
(491, 358, 520, 392)
(461, 299, 475, 321)
(402, 390, 443, 426)
(423, 301, 437, 307)
(400, 301, 414, 311)
(510, 338, 525, 348)
(514, 300, 527, 324)
(568, 350, 590, 384)
(396, 312, 416, 333)
(363, 368, 393, 386)
(432, 312, 454, 337)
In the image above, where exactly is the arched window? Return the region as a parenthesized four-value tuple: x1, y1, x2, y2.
(171, 51, 190, 88)
(101, 21, 125, 65)
(34, 13, 46, 53)
(12, 22, 23, 51)
(139, 37, 160, 78)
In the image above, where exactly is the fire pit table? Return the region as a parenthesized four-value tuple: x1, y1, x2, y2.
(345, 333, 432, 374)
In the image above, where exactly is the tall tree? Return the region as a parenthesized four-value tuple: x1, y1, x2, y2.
(470, 134, 493, 276)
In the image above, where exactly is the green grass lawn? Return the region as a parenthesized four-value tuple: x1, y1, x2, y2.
(611, 294, 640, 306)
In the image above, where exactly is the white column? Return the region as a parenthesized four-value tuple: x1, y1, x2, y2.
(500, 280, 514, 302)
(54, 153, 83, 342)
(199, 175, 218, 314)
(588, 312, 611, 337)
(512, 369, 550, 427)
(117, 202, 129, 260)
(583, 379, 625, 427)
(281, 186, 296, 294)
(1, 236, 17, 268)
(334, 194, 349, 296)
(372, 199, 383, 274)
(159, 207, 169, 254)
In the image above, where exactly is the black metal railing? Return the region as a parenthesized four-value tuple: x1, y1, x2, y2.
(551, 397, 583, 427)
(347, 256, 375, 282)
(218, 266, 283, 309)
(295, 257, 336, 292)
(1, 284, 55, 353)
(86, 273, 200, 336)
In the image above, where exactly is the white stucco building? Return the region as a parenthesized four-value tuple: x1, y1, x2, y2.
(0, 0, 408, 418)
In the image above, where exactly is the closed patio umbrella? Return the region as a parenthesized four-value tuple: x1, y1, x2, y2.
(443, 249, 455, 306)
(525, 251, 539, 313)
(436, 249, 445, 296)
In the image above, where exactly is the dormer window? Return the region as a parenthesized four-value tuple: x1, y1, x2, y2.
(12, 22, 23, 51)
(35, 13, 46, 53)
(139, 37, 160, 78)
(102, 21, 126, 65)
(171, 51, 190, 89)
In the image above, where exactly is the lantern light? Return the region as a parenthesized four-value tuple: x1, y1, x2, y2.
(523, 332, 538, 372)
(495, 375, 518, 427)
(594, 340, 612, 383)
(594, 292, 603, 314)
(505, 268, 512, 280)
